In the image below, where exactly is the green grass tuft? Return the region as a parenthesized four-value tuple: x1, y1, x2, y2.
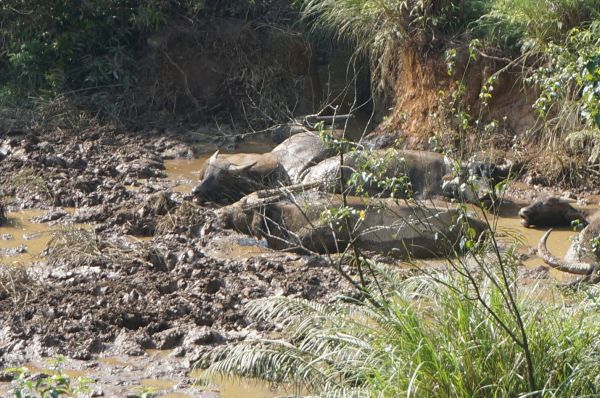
(203, 264, 600, 397)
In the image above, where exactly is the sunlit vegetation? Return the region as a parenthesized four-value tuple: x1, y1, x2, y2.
(300, 0, 600, 163)
(203, 265, 600, 397)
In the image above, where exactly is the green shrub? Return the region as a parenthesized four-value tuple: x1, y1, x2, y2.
(0, 0, 146, 97)
(203, 266, 600, 397)
(527, 21, 600, 160)
(487, 0, 600, 50)
(0, 0, 291, 103)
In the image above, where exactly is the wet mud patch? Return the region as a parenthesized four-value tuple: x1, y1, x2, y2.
(0, 216, 351, 363)
(0, 351, 299, 397)
(0, 124, 596, 396)
(0, 209, 53, 266)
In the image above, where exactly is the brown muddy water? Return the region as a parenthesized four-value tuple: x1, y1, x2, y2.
(0, 142, 590, 397)
(1, 355, 295, 398)
(492, 210, 579, 282)
(164, 139, 275, 194)
(1, 209, 58, 266)
(0, 208, 89, 267)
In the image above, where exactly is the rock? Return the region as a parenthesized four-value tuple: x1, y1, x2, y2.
(92, 286, 110, 296)
(562, 190, 576, 199)
(23, 232, 44, 240)
(112, 331, 147, 356)
(42, 155, 68, 168)
(162, 143, 196, 159)
(122, 290, 140, 304)
(137, 192, 176, 218)
(32, 208, 68, 223)
(153, 328, 183, 350)
(37, 142, 55, 153)
(182, 326, 223, 349)
(116, 158, 165, 179)
(0, 145, 9, 159)
(74, 176, 100, 193)
(170, 346, 186, 357)
(67, 157, 88, 170)
(0, 245, 27, 257)
(74, 205, 110, 223)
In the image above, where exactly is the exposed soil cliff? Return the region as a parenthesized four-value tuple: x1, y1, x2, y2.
(373, 46, 538, 153)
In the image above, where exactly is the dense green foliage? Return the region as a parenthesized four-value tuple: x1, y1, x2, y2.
(2, 0, 598, 135)
(487, 0, 599, 48)
(0, 0, 293, 104)
(204, 265, 600, 397)
(1, 0, 152, 101)
(528, 21, 600, 162)
(491, 1, 600, 167)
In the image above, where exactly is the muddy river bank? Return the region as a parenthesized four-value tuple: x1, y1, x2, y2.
(0, 126, 593, 396)
(0, 127, 351, 396)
